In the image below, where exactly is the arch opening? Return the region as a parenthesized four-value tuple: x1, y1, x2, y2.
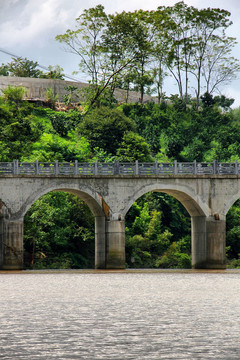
(226, 198, 240, 269)
(23, 189, 102, 270)
(125, 191, 192, 269)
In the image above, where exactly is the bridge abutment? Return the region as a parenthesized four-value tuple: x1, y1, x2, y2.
(0, 219, 23, 270)
(106, 220, 125, 269)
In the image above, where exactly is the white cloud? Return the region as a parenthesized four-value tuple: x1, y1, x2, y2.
(0, 0, 73, 48)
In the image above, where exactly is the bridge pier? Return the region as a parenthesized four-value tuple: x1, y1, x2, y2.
(206, 216, 226, 269)
(0, 218, 23, 270)
(106, 220, 125, 269)
(191, 215, 226, 269)
(191, 216, 207, 269)
(95, 216, 106, 269)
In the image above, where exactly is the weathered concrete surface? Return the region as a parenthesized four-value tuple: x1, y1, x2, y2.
(106, 220, 125, 269)
(206, 217, 226, 269)
(95, 216, 106, 269)
(0, 76, 157, 104)
(0, 174, 239, 270)
(0, 219, 23, 270)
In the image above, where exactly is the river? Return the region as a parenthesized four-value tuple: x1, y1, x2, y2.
(0, 269, 239, 359)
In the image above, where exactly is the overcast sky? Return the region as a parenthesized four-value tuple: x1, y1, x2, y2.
(1, 0, 240, 106)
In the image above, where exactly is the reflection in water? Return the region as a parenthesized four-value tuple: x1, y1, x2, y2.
(0, 270, 240, 359)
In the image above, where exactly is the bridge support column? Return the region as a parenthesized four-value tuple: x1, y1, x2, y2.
(95, 216, 106, 269)
(0, 219, 24, 270)
(106, 220, 125, 269)
(206, 216, 226, 269)
(191, 216, 207, 269)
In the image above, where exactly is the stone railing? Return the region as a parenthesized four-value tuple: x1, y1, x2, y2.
(0, 160, 240, 176)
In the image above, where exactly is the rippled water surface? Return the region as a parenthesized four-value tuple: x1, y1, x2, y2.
(0, 270, 240, 359)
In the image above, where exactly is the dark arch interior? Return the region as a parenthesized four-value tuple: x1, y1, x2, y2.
(125, 191, 191, 269)
(23, 191, 95, 269)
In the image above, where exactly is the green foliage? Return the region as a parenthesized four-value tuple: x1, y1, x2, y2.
(40, 65, 65, 80)
(7, 57, 42, 78)
(116, 131, 153, 161)
(78, 106, 135, 154)
(63, 86, 79, 105)
(44, 88, 59, 110)
(21, 133, 90, 162)
(78, 84, 118, 108)
(125, 194, 191, 268)
(226, 199, 240, 260)
(2, 86, 27, 107)
(156, 242, 191, 269)
(24, 192, 95, 269)
(126, 204, 173, 268)
(0, 63, 10, 76)
(49, 110, 82, 136)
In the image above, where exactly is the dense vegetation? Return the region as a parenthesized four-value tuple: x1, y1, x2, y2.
(1, 2, 240, 269)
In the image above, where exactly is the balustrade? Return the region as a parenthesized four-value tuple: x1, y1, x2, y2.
(0, 160, 239, 176)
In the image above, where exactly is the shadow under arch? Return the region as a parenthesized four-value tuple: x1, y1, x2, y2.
(123, 183, 208, 218)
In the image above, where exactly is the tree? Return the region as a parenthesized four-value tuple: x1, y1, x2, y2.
(116, 132, 153, 162)
(100, 11, 140, 97)
(56, 6, 138, 108)
(190, 6, 239, 108)
(155, 2, 240, 107)
(156, 2, 196, 103)
(7, 57, 42, 78)
(40, 65, 65, 80)
(77, 106, 135, 154)
(56, 5, 108, 85)
(1, 86, 27, 107)
(0, 63, 10, 76)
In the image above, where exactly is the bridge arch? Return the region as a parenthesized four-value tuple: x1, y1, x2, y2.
(222, 192, 240, 217)
(9, 182, 109, 270)
(122, 183, 208, 218)
(19, 183, 106, 219)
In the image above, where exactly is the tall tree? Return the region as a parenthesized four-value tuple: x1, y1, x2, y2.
(155, 2, 240, 107)
(189, 6, 239, 108)
(56, 5, 108, 85)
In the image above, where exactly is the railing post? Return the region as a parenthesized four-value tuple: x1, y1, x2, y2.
(74, 160, 78, 175)
(55, 160, 59, 175)
(135, 160, 139, 175)
(155, 160, 159, 175)
(35, 160, 39, 175)
(94, 160, 98, 175)
(213, 160, 217, 175)
(235, 160, 238, 175)
(114, 161, 120, 175)
(13, 160, 19, 175)
(174, 160, 178, 175)
(193, 160, 197, 175)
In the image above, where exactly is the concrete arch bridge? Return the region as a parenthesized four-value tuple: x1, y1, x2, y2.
(0, 160, 240, 270)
